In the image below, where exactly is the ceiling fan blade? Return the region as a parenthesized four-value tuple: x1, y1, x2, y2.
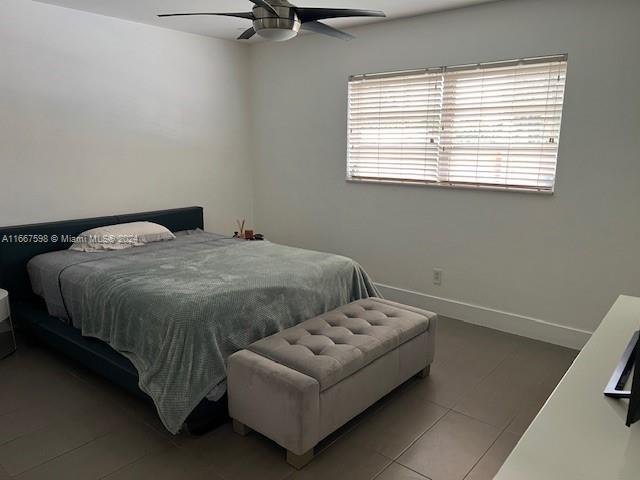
(248, 0, 279, 16)
(238, 27, 257, 40)
(301, 21, 354, 40)
(158, 12, 254, 20)
(296, 8, 385, 23)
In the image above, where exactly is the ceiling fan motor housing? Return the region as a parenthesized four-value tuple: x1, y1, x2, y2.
(253, 4, 301, 40)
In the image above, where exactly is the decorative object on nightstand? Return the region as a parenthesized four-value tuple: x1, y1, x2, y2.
(232, 224, 264, 241)
(0, 289, 17, 359)
(235, 219, 246, 239)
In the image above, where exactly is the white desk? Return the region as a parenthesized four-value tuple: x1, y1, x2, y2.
(495, 295, 640, 480)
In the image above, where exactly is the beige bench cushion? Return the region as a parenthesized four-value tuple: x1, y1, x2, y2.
(247, 298, 435, 391)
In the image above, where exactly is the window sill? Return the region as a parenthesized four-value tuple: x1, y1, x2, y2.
(346, 178, 555, 195)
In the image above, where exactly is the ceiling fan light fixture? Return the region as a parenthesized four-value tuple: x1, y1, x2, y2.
(253, 14, 301, 42)
(256, 28, 298, 41)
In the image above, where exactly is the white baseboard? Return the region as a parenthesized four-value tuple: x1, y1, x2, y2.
(375, 283, 591, 350)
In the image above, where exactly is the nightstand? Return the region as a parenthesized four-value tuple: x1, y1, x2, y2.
(0, 289, 16, 359)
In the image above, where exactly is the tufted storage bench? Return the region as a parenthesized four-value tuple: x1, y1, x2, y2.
(227, 298, 437, 468)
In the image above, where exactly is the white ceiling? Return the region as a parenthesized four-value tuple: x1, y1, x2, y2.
(35, 0, 498, 41)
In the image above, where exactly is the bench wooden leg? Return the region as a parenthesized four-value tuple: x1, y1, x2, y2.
(416, 365, 431, 379)
(287, 448, 314, 469)
(232, 419, 252, 436)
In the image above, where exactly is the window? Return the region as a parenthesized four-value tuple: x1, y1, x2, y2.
(347, 55, 568, 193)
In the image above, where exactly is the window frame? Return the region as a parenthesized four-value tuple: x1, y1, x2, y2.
(346, 54, 568, 194)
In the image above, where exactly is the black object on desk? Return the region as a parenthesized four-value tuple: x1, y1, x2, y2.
(604, 330, 640, 426)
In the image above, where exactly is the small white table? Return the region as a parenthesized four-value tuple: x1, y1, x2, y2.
(495, 295, 640, 480)
(0, 289, 17, 359)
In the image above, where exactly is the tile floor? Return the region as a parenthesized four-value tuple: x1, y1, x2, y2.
(0, 317, 577, 480)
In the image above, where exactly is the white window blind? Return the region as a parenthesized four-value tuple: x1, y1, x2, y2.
(347, 55, 568, 192)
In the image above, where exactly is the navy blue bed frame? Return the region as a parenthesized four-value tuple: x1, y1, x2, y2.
(0, 207, 228, 434)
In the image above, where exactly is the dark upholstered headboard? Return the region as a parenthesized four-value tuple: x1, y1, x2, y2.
(0, 206, 204, 301)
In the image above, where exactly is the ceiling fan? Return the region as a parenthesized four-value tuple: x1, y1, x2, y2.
(158, 0, 386, 42)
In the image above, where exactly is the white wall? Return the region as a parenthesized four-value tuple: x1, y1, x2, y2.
(0, 0, 253, 231)
(249, 0, 640, 348)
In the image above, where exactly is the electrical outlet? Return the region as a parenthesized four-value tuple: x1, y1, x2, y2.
(433, 268, 443, 286)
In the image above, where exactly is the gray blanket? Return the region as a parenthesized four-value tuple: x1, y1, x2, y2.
(28, 232, 379, 433)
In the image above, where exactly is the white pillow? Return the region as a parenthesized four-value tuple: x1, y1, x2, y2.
(70, 221, 176, 252)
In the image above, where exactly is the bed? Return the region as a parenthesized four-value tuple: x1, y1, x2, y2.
(0, 207, 378, 434)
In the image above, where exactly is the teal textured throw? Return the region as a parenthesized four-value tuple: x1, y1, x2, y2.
(55, 236, 378, 433)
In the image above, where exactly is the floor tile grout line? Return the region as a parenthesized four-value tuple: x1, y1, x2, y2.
(96, 443, 176, 480)
(368, 456, 396, 480)
(0, 407, 22, 421)
(390, 406, 452, 462)
(417, 392, 455, 412)
(448, 403, 520, 430)
(0, 403, 113, 450)
(8, 429, 114, 478)
(0, 422, 51, 449)
(461, 417, 518, 480)
(387, 461, 433, 480)
(447, 345, 522, 413)
(447, 409, 511, 429)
